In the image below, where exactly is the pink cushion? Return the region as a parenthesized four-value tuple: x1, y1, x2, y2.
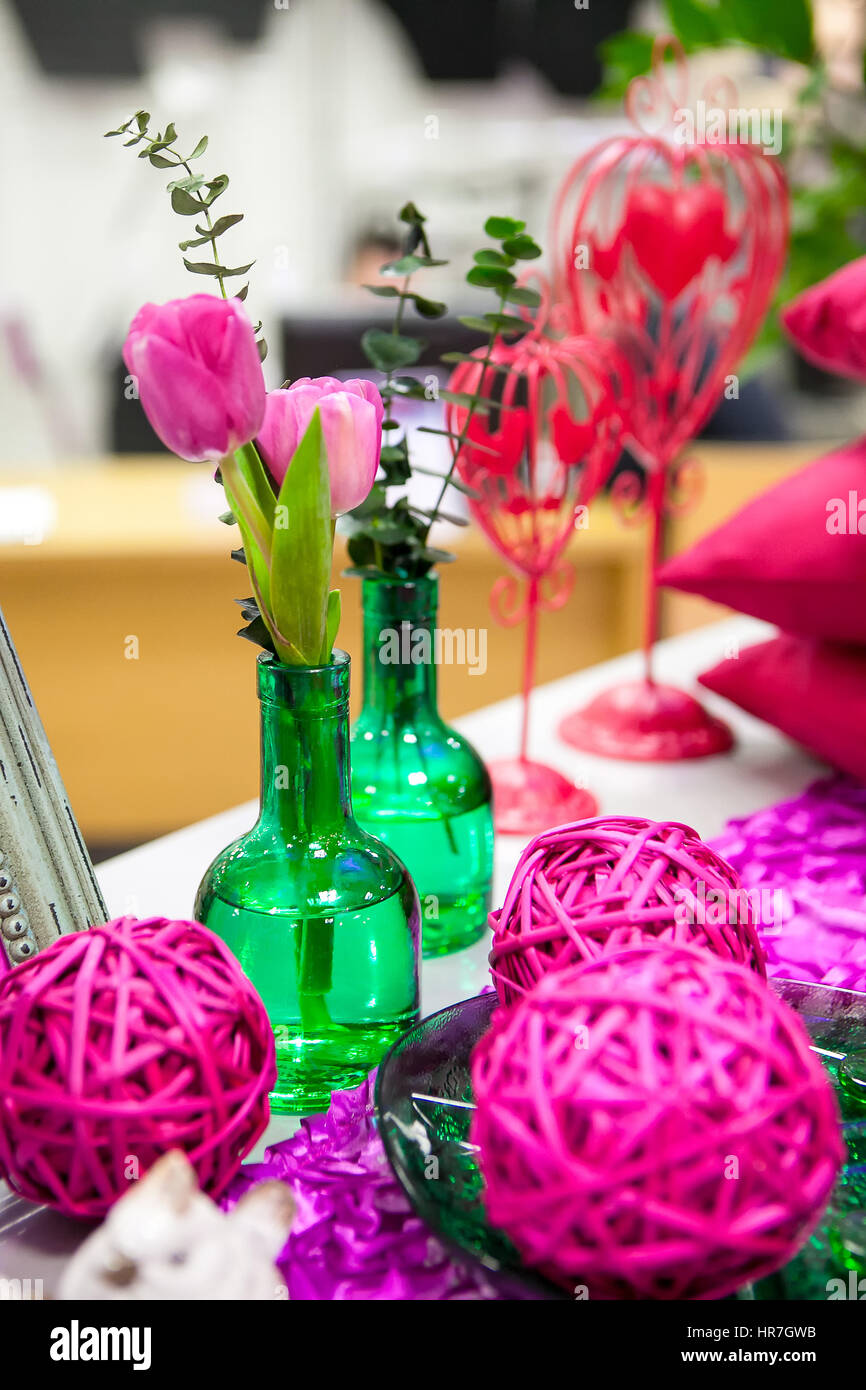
(782, 255, 866, 381)
(660, 438, 866, 643)
(699, 635, 866, 783)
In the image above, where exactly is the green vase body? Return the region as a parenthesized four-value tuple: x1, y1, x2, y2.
(194, 650, 420, 1115)
(350, 574, 494, 957)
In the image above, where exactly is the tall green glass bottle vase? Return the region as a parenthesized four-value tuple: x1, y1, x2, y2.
(194, 650, 420, 1115)
(350, 574, 494, 957)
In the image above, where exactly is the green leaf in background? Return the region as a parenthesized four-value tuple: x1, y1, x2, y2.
(270, 409, 332, 666)
(501, 234, 542, 259)
(503, 285, 542, 307)
(466, 265, 516, 289)
(361, 327, 425, 371)
(484, 216, 526, 239)
(717, 0, 814, 64)
(597, 31, 656, 98)
(664, 0, 726, 49)
(411, 294, 447, 318)
(474, 248, 515, 267)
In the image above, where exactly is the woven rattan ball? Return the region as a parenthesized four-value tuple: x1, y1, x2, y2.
(471, 944, 843, 1300)
(0, 916, 275, 1219)
(489, 816, 765, 1006)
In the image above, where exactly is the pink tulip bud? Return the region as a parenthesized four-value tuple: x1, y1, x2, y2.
(123, 295, 266, 463)
(258, 377, 383, 516)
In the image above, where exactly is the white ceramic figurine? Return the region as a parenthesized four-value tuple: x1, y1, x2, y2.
(58, 1150, 294, 1301)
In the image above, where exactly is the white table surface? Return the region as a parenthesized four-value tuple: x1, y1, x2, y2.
(0, 616, 824, 1291)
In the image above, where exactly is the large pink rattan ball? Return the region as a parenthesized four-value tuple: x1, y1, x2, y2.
(471, 945, 843, 1300)
(489, 816, 765, 1006)
(0, 916, 276, 1219)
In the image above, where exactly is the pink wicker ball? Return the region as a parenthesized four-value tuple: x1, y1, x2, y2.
(0, 916, 276, 1219)
(471, 944, 843, 1300)
(489, 816, 765, 1006)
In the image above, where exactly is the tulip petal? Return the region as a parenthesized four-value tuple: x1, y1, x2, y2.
(133, 335, 230, 462)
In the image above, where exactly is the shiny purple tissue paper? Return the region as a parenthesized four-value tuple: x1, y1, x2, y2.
(222, 1071, 498, 1300)
(711, 774, 866, 993)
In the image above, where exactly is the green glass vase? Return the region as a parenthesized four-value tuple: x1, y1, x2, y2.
(194, 650, 420, 1115)
(350, 573, 494, 957)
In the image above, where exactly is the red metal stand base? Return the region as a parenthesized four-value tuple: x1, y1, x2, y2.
(558, 679, 733, 762)
(490, 757, 598, 836)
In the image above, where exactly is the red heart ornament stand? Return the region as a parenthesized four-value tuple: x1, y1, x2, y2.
(446, 284, 630, 833)
(552, 37, 789, 762)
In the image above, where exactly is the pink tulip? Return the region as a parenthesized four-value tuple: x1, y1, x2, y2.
(258, 377, 383, 516)
(123, 294, 266, 463)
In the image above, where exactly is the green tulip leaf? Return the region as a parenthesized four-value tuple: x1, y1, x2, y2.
(270, 409, 332, 666)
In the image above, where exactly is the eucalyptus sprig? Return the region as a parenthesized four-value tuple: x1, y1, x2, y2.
(105, 110, 267, 361)
(345, 210, 542, 579)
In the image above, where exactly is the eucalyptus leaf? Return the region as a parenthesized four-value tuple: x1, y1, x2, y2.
(466, 265, 516, 289)
(168, 174, 206, 192)
(484, 216, 525, 239)
(182, 258, 254, 277)
(177, 234, 212, 251)
(473, 249, 514, 267)
(411, 294, 447, 318)
(503, 285, 542, 307)
(361, 327, 425, 371)
(171, 187, 204, 216)
(207, 212, 245, 237)
(501, 235, 542, 259)
(189, 136, 209, 160)
(204, 175, 229, 204)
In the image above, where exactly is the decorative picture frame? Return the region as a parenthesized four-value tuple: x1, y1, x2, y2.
(0, 607, 105, 969)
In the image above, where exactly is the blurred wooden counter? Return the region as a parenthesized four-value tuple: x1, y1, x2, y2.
(0, 457, 647, 848)
(0, 444, 826, 848)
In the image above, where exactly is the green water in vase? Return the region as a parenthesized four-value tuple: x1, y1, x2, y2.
(194, 650, 420, 1115)
(350, 574, 494, 958)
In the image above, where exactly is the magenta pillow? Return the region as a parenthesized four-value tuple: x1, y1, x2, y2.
(699, 635, 866, 783)
(660, 438, 866, 643)
(782, 255, 866, 381)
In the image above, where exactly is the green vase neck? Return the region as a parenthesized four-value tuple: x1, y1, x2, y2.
(256, 651, 354, 837)
(361, 575, 440, 720)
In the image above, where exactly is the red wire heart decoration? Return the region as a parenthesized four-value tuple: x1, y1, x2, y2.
(444, 284, 631, 832)
(550, 36, 789, 762)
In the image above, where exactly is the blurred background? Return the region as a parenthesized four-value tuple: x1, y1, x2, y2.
(0, 0, 864, 859)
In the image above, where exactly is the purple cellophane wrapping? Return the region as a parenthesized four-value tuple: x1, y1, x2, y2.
(711, 774, 866, 992)
(222, 1071, 498, 1300)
